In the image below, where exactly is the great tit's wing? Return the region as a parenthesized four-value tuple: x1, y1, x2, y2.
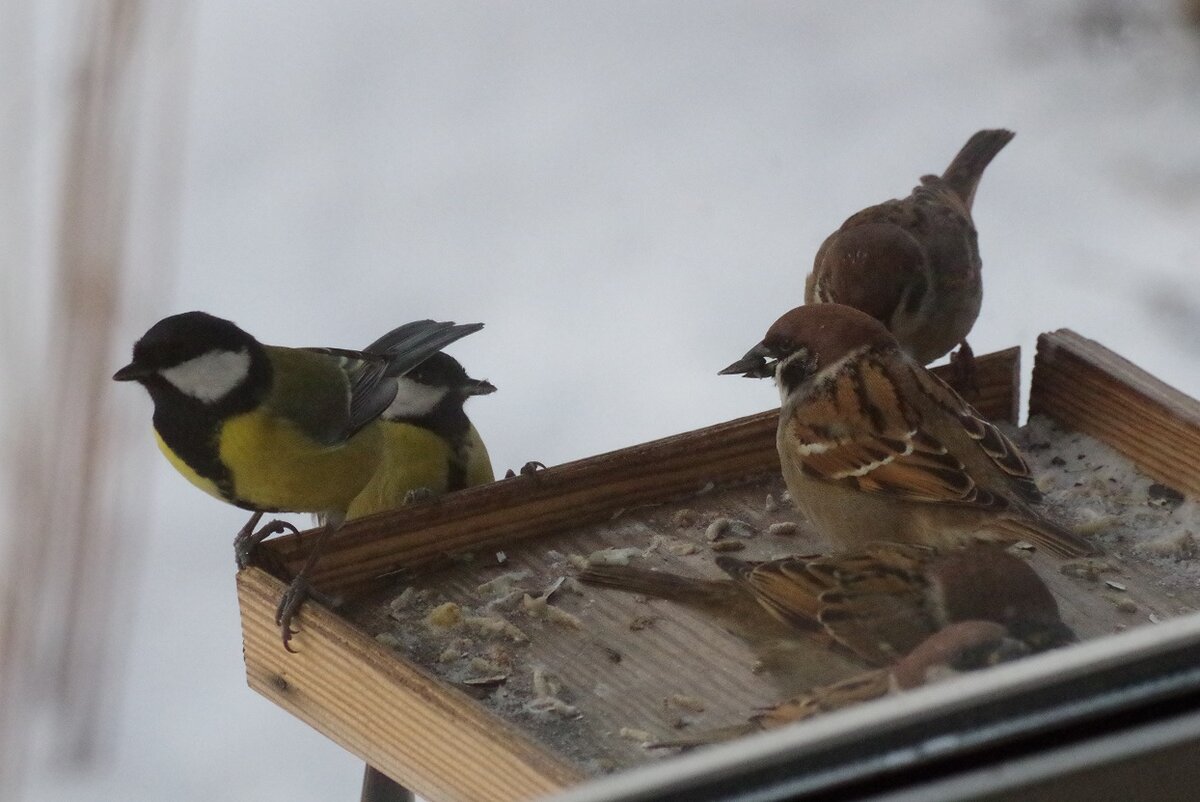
(362, 320, 484, 378)
(302, 320, 484, 441)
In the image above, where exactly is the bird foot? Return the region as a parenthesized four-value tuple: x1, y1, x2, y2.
(504, 460, 547, 480)
(234, 512, 301, 570)
(273, 576, 339, 653)
(948, 341, 979, 400)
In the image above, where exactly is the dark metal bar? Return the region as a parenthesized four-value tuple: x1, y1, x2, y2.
(360, 765, 414, 802)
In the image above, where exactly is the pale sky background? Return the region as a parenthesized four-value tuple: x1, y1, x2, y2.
(16, 2, 1200, 801)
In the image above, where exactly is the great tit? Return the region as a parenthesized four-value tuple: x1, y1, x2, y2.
(113, 311, 483, 648)
(343, 350, 497, 521)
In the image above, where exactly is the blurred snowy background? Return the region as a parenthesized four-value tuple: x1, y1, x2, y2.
(3, 1, 1199, 800)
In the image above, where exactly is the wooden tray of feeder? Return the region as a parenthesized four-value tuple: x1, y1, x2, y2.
(237, 330, 1200, 802)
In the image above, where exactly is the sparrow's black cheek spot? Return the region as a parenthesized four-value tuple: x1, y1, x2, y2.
(778, 356, 815, 393)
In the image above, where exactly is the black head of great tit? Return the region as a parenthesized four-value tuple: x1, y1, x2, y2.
(114, 311, 483, 648)
(343, 351, 497, 521)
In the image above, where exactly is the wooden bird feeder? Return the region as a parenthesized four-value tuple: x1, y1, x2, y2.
(237, 330, 1200, 802)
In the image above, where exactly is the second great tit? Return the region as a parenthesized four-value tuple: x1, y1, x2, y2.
(344, 350, 496, 521)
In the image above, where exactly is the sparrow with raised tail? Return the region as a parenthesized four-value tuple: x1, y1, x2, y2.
(720, 303, 1097, 557)
(579, 541, 1074, 666)
(806, 129, 1014, 378)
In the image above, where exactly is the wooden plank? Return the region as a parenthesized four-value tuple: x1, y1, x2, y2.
(1031, 330, 1200, 497)
(252, 347, 1021, 596)
(238, 567, 582, 802)
(236, 345, 1022, 802)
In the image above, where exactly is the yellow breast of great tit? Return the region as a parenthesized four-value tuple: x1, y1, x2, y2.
(345, 421, 493, 520)
(217, 408, 383, 513)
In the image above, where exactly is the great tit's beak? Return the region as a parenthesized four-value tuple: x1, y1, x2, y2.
(718, 342, 775, 378)
(113, 362, 153, 382)
(466, 377, 497, 396)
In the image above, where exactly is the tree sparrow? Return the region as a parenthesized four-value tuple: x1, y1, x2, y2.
(720, 303, 1097, 557)
(579, 541, 1074, 667)
(805, 129, 1014, 374)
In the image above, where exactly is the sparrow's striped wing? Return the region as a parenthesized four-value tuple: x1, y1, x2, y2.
(715, 555, 829, 632)
(810, 544, 941, 665)
(782, 351, 1034, 509)
(720, 544, 941, 666)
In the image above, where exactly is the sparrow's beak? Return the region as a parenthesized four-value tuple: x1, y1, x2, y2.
(465, 377, 497, 396)
(719, 343, 775, 378)
(113, 362, 153, 382)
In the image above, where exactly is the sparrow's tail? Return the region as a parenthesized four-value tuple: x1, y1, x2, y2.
(931, 129, 1015, 210)
(982, 513, 1100, 559)
(575, 564, 735, 606)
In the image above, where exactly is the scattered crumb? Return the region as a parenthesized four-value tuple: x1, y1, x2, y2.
(709, 539, 746, 553)
(461, 675, 508, 688)
(438, 646, 464, 663)
(586, 547, 643, 566)
(706, 518, 756, 540)
(523, 593, 584, 629)
(667, 539, 699, 556)
(1012, 541, 1036, 551)
(1112, 597, 1138, 614)
(768, 521, 799, 537)
(557, 576, 587, 595)
(705, 518, 732, 541)
(470, 656, 502, 675)
(1061, 560, 1111, 582)
(387, 587, 417, 618)
(1137, 530, 1197, 560)
(476, 570, 532, 600)
(524, 697, 581, 719)
(643, 535, 666, 556)
(496, 550, 507, 564)
(666, 694, 706, 713)
(427, 602, 464, 629)
(462, 614, 528, 643)
(1073, 507, 1118, 536)
(1105, 580, 1127, 591)
(629, 616, 656, 631)
(483, 589, 526, 613)
(533, 667, 561, 698)
(619, 727, 652, 742)
(375, 632, 402, 648)
(764, 494, 779, 513)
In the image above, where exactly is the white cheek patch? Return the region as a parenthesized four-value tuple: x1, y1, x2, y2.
(384, 376, 447, 419)
(160, 348, 251, 404)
